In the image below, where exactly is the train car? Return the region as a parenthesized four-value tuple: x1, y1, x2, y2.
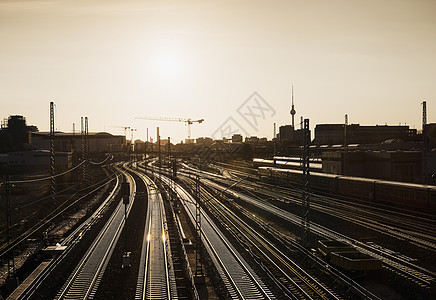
(336, 175, 377, 202)
(374, 180, 436, 211)
(258, 166, 302, 184)
(258, 166, 436, 213)
(310, 172, 339, 194)
(258, 167, 338, 194)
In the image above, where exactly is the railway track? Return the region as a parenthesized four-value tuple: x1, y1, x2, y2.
(8, 174, 120, 300)
(201, 177, 436, 290)
(54, 167, 136, 299)
(132, 169, 177, 300)
(160, 174, 276, 299)
(219, 173, 436, 248)
(183, 175, 341, 300)
(232, 179, 436, 252)
(192, 166, 436, 257)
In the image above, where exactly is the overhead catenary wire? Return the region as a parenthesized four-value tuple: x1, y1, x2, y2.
(1, 154, 112, 185)
(0, 174, 119, 259)
(0, 161, 86, 185)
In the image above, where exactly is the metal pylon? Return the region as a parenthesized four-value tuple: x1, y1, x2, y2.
(195, 175, 203, 277)
(81, 117, 85, 185)
(85, 117, 90, 185)
(5, 175, 15, 278)
(301, 118, 310, 248)
(50, 102, 56, 205)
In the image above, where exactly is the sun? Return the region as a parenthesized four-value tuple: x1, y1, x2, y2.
(155, 52, 181, 79)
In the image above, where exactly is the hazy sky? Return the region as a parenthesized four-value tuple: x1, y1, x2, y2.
(1, 0, 435, 143)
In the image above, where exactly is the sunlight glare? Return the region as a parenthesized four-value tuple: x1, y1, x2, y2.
(155, 52, 181, 79)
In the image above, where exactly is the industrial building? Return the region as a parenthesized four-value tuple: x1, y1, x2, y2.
(314, 124, 418, 145)
(31, 132, 125, 153)
(322, 150, 436, 184)
(278, 125, 307, 144)
(0, 150, 72, 168)
(0, 115, 38, 152)
(231, 134, 243, 143)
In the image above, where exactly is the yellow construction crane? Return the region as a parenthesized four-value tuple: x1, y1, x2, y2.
(135, 116, 204, 140)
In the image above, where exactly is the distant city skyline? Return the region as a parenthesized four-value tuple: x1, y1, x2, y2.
(1, 0, 435, 143)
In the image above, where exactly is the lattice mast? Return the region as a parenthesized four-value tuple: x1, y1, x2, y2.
(85, 117, 90, 185)
(301, 119, 311, 248)
(195, 175, 204, 278)
(50, 102, 56, 205)
(5, 175, 15, 278)
(81, 117, 86, 186)
(422, 101, 427, 183)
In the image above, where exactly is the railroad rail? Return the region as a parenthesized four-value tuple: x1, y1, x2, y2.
(183, 175, 341, 300)
(224, 176, 436, 252)
(159, 174, 276, 300)
(189, 166, 436, 256)
(8, 173, 120, 300)
(132, 168, 177, 300)
(201, 178, 436, 290)
(54, 166, 136, 299)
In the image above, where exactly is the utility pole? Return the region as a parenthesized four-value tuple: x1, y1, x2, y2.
(157, 127, 161, 166)
(122, 177, 131, 268)
(168, 137, 171, 162)
(5, 175, 16, 282)
(81, 117, 87, 187)
(344, 114, 348, 149)
(422, 101, 427, 184)
(301, 118, 310, 248)
(344, 114, 348, 175)
(273, 123, 276, 156)
(85, 117, 90, 185)
(50, 102, 56, 205)
(172, 160, 177, 179)
(194, 175, 204, 283)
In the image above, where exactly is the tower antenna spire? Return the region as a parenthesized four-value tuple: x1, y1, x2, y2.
(290, 85, 296, 129)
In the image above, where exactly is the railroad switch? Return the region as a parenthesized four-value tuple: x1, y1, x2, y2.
(122, 251, 131, 268)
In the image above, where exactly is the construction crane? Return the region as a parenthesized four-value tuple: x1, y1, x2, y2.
(135, 117, 204, 140)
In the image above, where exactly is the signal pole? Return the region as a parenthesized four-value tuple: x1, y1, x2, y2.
(81, 117, 86, 187)
(157, 127, 161, 166)
(168, 137, 171, 162)
(122, 177, 131, 268)
(195, 175, 204, 284)
(422, 101, 427, 184)
(50, 102, 56, 205)
(301, 119, 311, 248)
(85, 117, 90, 185)
(5, 175, 16, 281)
(273, 122, 276, 156)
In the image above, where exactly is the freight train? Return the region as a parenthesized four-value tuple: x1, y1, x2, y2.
(258, 166, 436, 213)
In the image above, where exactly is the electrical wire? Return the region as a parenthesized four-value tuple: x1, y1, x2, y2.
(2, 161, 86, 184)
(1, 154, 113, 185)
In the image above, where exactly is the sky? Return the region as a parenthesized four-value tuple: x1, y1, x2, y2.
(1, 0, 436, 143)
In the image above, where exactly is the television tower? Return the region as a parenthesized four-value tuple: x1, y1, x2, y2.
(290, 85, 296, 129)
